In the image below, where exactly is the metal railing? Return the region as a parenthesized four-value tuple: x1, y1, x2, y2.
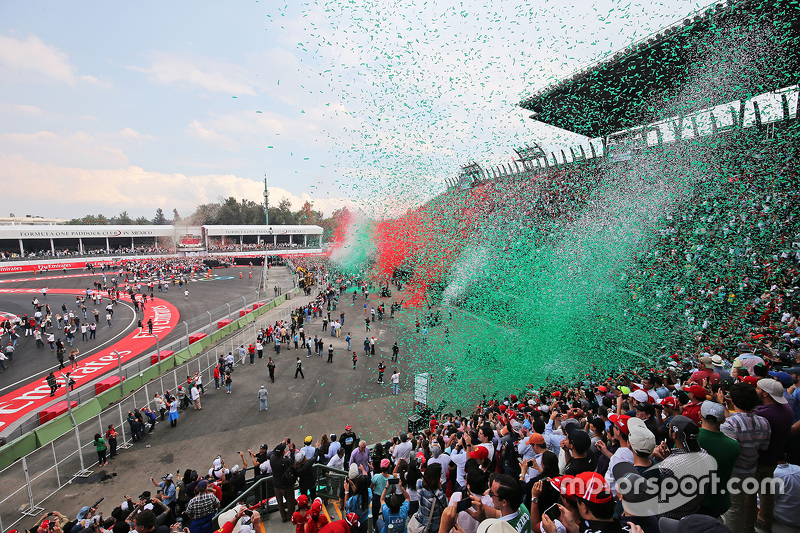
(0, 289, 316, 533)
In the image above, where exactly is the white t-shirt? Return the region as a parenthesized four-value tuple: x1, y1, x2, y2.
(448, 492, 493, 533)
(391, 373, 400, 384)
(393, 441, 413, 462)
(427, 453, 451, 483)
(605, 447, 634, 495)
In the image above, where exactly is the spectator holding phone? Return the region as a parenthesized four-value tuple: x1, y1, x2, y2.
(376, 473, 410, 533)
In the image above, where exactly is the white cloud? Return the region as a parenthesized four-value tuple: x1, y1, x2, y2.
(117, 127, 153, 143)
(131, 51, 260, 96)
(0, 32, 109, 87)
(184, 120, 241, 152)
(0, 153, 352, 218)
(0, 102, 42, 114)
(1, 130, 128, 168)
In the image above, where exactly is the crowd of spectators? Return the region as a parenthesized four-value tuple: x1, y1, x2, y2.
(0, 246, 172, 261)
(207, 242, 313, 253)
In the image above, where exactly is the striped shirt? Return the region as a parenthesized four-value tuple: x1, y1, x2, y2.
(720, 411, 771, 477)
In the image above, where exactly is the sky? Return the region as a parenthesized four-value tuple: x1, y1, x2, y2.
(0, 0, 711, 221)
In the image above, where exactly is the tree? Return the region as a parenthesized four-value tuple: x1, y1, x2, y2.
(152, 208, 168, 225)
(173, 209, 181, 223)
(135, 216, 150, 225)
(96, 214, 108, 225)
(116, 211, 133, 225)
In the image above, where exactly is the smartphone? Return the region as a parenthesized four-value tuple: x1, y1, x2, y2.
(543, 503, 560, 521)
(456, 498, 472, 513)
(243, 510, 253, 517)
(388, 478, 400, 485)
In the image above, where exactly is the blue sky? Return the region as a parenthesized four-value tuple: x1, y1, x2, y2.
(0, 0, 708, 221)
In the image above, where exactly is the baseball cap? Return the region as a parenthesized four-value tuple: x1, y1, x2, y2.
(700, 401, 726, 423)
(608, 414, 631, 435)
(618, 386, 631, 395)
(550, 476, 576, 500)
(470, 446, 489, 460)
(476, 519, 517, 533)
(630, 389, 648, 403)
(659, 396, 680, 409)
(627, 418, 656, 455)
(686, 385, 707, 400)
(345, 513, 360, 527)
(741, 376, 760, 387)
(612, 462, 652, 503)
(658, 515, 732, 533)
(526, 433, 546, 446)
(197, 480, 208, 491)
(573, 471, 613, 504)
(259, 443, 268, 450)
(304, 436, 313, 444)
(634, 402, 656, 416)
(162, 473, 173, 481)
(758, 378, 788, 404)
(566, 427, 591, 453)
(670, 415, 699, 440)
(345, 425, 352, 431)
(768, 371, 793, 388)
(297, 495, 309, 508)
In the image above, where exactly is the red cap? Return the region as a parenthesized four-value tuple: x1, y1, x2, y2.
(499, 405, 507, 412)
(574, 472, 613, 504)
(518, 403, 526, 410)
(598, 386, 607, 392)
(469, 446, 489, 460)
(550, 476, 576, 500)
(345, 513, 360, 527)
(742, 376, 760, 387)
(345, 425, 352, 431)
(551, 391, 561, 397)
(510, 394, 518, 402)
(297, 495, 309, 508)
(686, 385, 707, 400)
(609, 414, 631, 435)
(659, 396, 680, 409)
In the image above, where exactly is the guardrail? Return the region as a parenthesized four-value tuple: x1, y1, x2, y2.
(0, 286, 314, 533)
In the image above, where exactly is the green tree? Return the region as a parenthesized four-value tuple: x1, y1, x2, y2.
(116, 211, 133, 225)
(152, 208, 168, 225)
(172, 208, 181, 223)
(135, 216, 150, 225)
(96, 214, 108, 225)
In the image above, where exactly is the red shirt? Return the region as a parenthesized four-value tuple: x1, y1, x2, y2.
(682, 401, 702, 426)
(318, 521, 351, 533)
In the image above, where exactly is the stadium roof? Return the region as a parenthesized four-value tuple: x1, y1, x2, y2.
(519, 0, 800, 138)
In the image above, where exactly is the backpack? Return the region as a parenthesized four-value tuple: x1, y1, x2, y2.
(281, 464, 297, 487)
